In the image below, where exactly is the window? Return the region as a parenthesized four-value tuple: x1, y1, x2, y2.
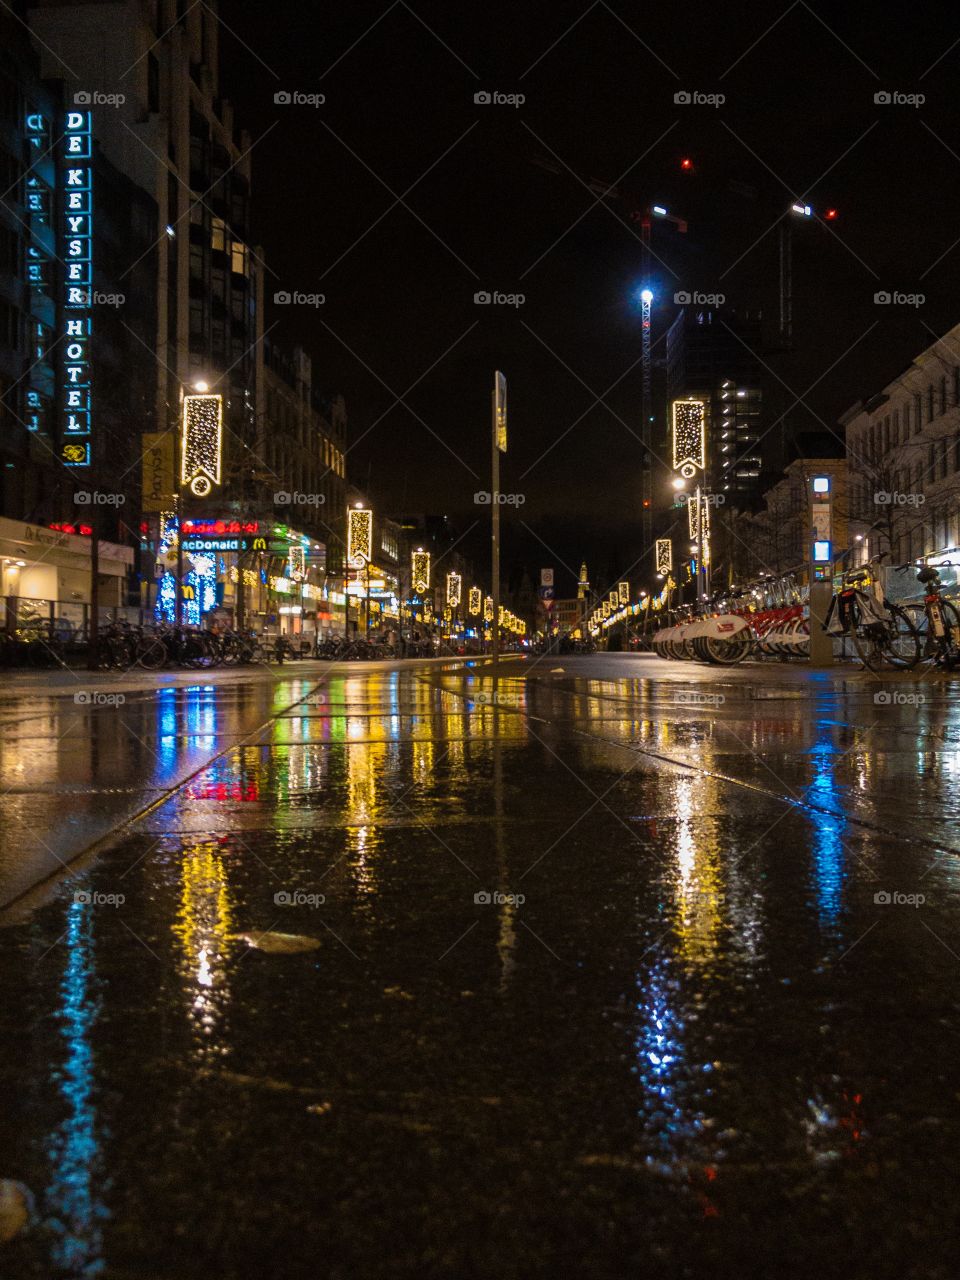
(211, 218, 226, 252)
(230, 240, 247, 275)
(927, 386, 935, 423)
(914, 394, 922, 433)
(941, 376, 948, 415)
(893, 408, 900, 446)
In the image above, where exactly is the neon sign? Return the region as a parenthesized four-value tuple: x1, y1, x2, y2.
(61, 111, 92, 466)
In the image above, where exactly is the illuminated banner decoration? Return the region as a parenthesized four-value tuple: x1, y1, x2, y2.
(484, 596, 494, 622)
(288, 545, 306, 581)
(411, 550, 431, 594)
(468, 586, 482, 616)
(180, 394, 223, 497)
(494, 370, 507, 452)
(141, 432, 175, 512)
(61, 111, 93, 467)
(655, 538, 673, 574)
(687, 492, 711, 541)
(618, 581, 629, 604)
(672, 398, 706, 478)
(602, 601, 611, 618)
(446, 571, 462, 608)
(347, 507, 372, 567)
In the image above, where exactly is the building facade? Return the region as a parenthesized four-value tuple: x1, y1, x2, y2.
(842, 324, 960, 567)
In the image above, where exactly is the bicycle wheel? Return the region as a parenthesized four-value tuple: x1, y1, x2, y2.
(137, 636, 167, 670)
(940, 599, 960, 669)
(879, 604, 922, 669)
(701, 630, 753, 666)
(901, 604, 938, 662)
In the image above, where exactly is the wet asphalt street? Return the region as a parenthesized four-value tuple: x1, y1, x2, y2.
(2, 652, 960, 1279)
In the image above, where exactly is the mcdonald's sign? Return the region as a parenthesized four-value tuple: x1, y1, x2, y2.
(181, 583, 196, 600)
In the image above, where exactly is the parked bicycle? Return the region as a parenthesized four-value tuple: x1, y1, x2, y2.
(822, 553, 921, 671)
(901, 561, 960, 670)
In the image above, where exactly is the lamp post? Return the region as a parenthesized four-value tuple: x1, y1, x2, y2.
(492, 371, 507, 666)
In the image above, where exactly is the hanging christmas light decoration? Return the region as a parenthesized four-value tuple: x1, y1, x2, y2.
(347, 507, 372, 567)
(484, 596, 494, 622)
(411, 549, 431, 594)
(655, 538, 673, 574)
(671, 398, 706, 478)
(288, 545, 306, 582)
(494, 371, 508, 453)
(468, 586, 482, 616)
(618, 581, 629, 604)
(446, 571, 462, 608)
(180, 393, 223, 497)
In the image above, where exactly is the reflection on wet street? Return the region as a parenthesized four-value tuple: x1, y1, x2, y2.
(2, 654, 960, 1278)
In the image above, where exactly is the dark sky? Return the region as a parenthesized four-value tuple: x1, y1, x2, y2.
(218, 0, 960, 594)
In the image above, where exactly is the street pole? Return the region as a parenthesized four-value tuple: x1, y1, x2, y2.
(696, 484, 705, 607)
(365, 562, 371, 637)
(175, 386, 183, 628)
(491, 386, 500, 668)
(86, 504, 100, 671)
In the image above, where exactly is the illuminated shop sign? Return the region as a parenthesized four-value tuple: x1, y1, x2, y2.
(182, 537, 249, 553)
(61, 111, 92, 467)
(182, 519, 260, 535)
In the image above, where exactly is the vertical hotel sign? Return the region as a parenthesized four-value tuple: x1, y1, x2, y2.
(61, 111, 92, 467)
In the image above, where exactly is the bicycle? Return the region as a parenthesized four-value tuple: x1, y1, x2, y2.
(901, 562, 960, 670)
(823, 554, 920, 672)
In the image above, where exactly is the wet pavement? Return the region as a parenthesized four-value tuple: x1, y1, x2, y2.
(1, 653, 960, 1278)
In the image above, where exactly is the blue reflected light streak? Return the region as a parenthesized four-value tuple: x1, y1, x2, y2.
(45, 898, 107, 1276)
(806, 721, 848, 927)
(634, 956, 703, 1167)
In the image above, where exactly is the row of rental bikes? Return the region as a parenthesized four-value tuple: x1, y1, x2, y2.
(651, 556, 960, 671)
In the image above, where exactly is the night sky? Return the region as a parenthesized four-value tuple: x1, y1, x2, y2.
(218, 0, 960, 593)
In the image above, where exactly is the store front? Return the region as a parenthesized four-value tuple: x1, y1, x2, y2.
(1, 516, 134, 634)
(142, 515, 335, 641)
